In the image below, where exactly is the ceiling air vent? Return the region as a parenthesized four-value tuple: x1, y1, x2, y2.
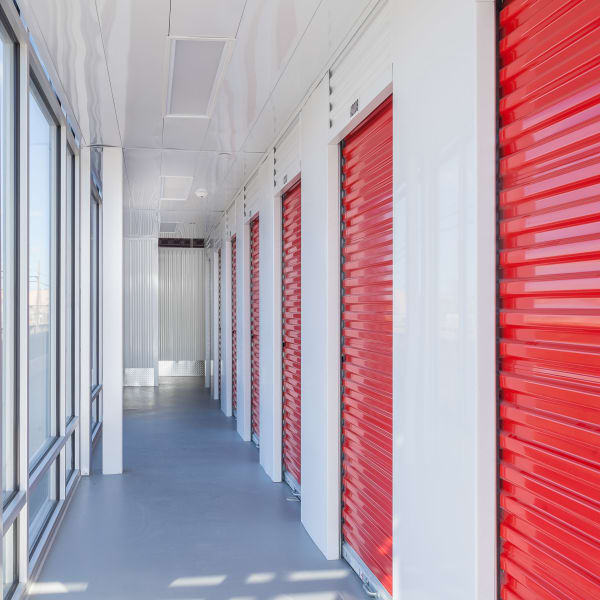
(159, 222, 178, 234)
(160, 175, 193, 201)
(166, 38, 232, 117)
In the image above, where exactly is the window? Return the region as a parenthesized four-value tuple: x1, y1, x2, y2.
(65, 147, 75, 422)
(2, 522, 17, 597)
(0, 6, 83, 593)
(90, 186, 100, 392)
(28, 458, 58, 551)
(90, 183, 101, 440)
(66, 432, 75, 483)
(91, 395, 99, 432)
(0, 15, 16, 506)
(28, 83, 59, 470)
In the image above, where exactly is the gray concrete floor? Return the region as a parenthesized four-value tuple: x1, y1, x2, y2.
(31, 377, 364, 600)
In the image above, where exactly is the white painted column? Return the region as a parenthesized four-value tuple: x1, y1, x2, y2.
(299, 76, 341, 560)
(221, 239, 232, 416)
(204, 251, 211, 389)
(212, 250, 219, 401)
(391, 1, 496, 599)
(79, 147, 91, 476)
(257, 152, 282, 482)
(101, 147, 123, 475)
(236, 201, 251, 442)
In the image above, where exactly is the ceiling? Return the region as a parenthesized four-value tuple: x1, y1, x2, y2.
(21, 0, 374, 236)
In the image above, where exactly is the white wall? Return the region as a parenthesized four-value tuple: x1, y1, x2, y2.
(204, 251, 212, 388)
(256, 153, 282, 482)
(236, 194, 251, 441)
(210, 0, 497, 596)
(391, 1, 496, 599)
(299, 75, 341, 559)
(212, 250, 219, 401)
(159, 247, 205, 363)
(221, 238, 233, 416)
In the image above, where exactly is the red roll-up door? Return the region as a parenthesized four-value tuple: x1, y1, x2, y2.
(218, 248, 222, 399)
(282, 180, 302, 491)
(250, 216, 260, 445)
(498, 3, 600, 599)
(341, 95, 393, 597)
(232, 236, 237, 416)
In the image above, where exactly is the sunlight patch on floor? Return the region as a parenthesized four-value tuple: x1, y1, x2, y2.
(169, 575, 227, 588)
(28, 581, 89, 595)
(245, 572, 276, 584)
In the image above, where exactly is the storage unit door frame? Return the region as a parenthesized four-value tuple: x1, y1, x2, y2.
(498, 2, 600, 599)
(250, 216, 260, 445)
(282, 180, 302, 493)
(218, 248, 222, 399)
(340, 95, 393, 598)
(232, 236, 237, 417)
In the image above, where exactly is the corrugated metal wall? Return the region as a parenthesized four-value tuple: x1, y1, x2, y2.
(124, 238, 159, 385)
(159, 247, 205, 361)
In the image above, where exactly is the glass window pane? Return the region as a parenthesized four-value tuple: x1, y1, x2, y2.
(65, 149, 75, 422)
(2, 521, 18, 598)
(91, 395, 98, 432)
(90, 195, 99, 390)
(0, 24, 16, 505)
(66, 432, 75, 482)
(28, 459, 58, 550)
(28, 88, 58, 469)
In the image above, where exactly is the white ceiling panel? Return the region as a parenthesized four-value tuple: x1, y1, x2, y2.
(24, 0, 379, 237)
(162, 116, 211, 150)
(124, 148, 162, 210)
(160, 150, 197, 177)
(169, 0, 247, 38)
(202, 0, 320, 153)
(247, 0, 374, 152)
(24, 0, 121, 146)
(97, 0, 170, 148)
(159, 221, 178, 233)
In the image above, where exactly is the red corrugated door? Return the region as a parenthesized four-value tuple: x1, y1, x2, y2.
(250, 216, 260, 444)
(341, 95, 393, 596)
(218, 248, 222, 399)
(232, 236, 237, 416)
(498, 3, 600, 599)
(282, 181, 301, 490)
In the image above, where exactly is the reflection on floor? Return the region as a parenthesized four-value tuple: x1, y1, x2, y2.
(31, 377, 364, 600)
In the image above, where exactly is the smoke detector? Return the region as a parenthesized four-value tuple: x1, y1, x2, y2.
(195, 188, 208, 199)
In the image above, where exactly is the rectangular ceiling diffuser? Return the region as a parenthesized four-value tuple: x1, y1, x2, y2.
(160, 175, 193, 200)
(159, 221, 178, 233)
(167, 38, 229, 117)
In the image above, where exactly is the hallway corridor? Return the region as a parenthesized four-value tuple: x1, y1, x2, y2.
(31, 379, 363, 600)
